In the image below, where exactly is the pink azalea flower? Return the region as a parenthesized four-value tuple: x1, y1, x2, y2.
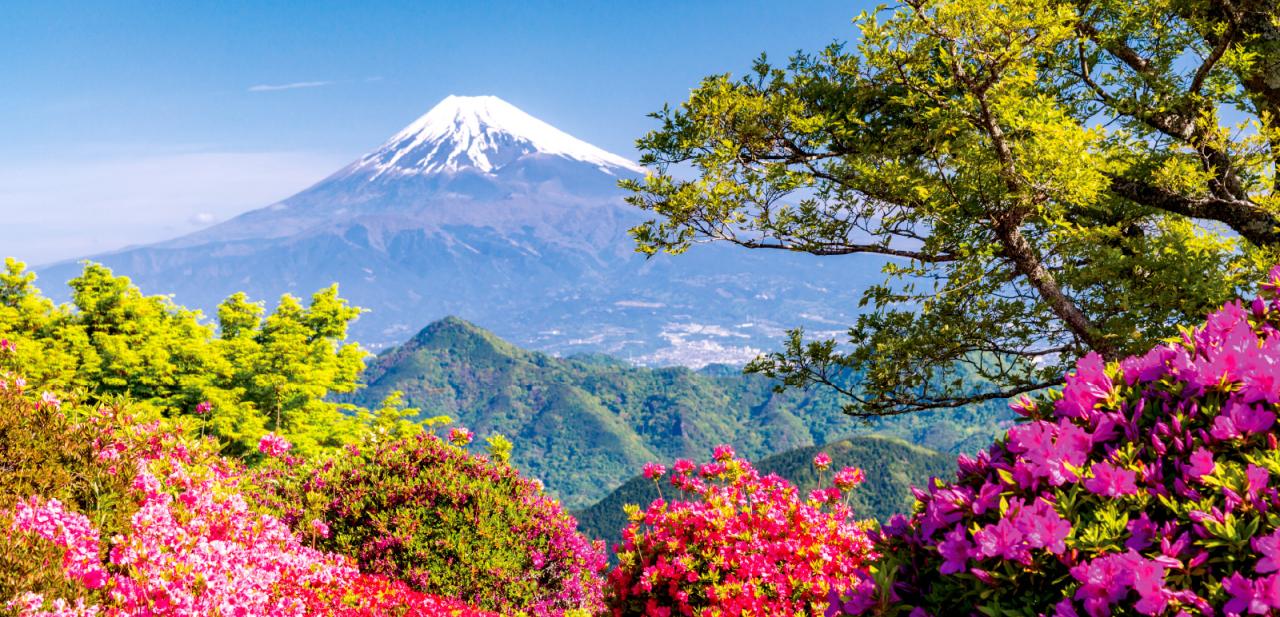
(974, 518, 1028, 563)
(1254, 529, 1280, 574)
(1055, 352, 1113, 419)
(310, 518, 331, 538)
(833, 467, 865, 491)
(711, 444, 735, 461)
(1013, 498, 1071, 555)
(1083, 461, 1138, 497)
(1210, 399, 1276, 441)
(257, 432, 292, 457)
(37, 391, 60, 411)
(1247, 464, 1271, 497)
(1125, 513, 1156, 551)
(1186, 447, 1215, 480)
(937, 525, 972, 574)
(813, 452, 833, 471)
(1223, 572, 1272, 616)
(1120, 345, 1177, 386)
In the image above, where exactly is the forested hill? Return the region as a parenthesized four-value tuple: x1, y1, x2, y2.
(349, 317, 1013, 509)
(575, 435, 958, 556)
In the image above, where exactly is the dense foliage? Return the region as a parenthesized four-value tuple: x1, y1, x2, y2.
(0, 378, 139, 606)
(576, 435, 956, 557)
(354, 317, 1012, 507)
(250, 430, 607, 616)
(606, 446, 876, 616)
(0, 376, 493, 617)
(0, 258, 1012, 512)
(0, 259, 368, 456)
(834, 266, 1280, 616)
(624, 0, 1280, 416)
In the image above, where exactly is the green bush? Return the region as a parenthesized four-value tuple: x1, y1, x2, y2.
(251, 431, 607, 616)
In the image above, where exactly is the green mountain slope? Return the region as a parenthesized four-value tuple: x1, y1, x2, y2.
(351, 317, 1011, 508)
(574, 435, 957, 554)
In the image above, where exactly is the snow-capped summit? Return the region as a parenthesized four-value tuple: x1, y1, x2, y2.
(41, 92, 868, 371)
(351, 95, 645, 178)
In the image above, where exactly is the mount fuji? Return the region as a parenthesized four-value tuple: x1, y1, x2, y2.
(39, 95, 877, 366)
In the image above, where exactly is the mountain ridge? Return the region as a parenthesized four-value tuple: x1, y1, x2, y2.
(37, 95, 879, 365)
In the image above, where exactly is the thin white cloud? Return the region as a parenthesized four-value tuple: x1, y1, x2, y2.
(189, 212, 217, 225)
(248, 81, 333, 92)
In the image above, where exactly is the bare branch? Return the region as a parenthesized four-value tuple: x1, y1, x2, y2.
(1190, 24, 1235, 95)
(840, 379, 1062, 418)
(732, 238, 958, 261)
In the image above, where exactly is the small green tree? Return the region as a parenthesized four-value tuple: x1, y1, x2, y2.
(625, 0, 1280, 416)
(0, 260, 370, 455)
(220, 286, 366, 453)
(64, 262, 222, 412)
(0, 258, 79, 388)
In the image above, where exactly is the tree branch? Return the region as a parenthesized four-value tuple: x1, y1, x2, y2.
(993, 217, 1116, 358)
(733, 238, 958, 261)
(841, 380, 1062, 418)
(1190, 23, 1235, 95)
(967, 77, 1113, 357)
(1108, 174, 1280, 246)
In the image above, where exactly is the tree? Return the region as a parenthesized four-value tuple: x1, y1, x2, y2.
(0, 259, 369, 455)
(221, 287, 366, 450)
(624, 0, 1280, 416)
(65, 262, 221, 409)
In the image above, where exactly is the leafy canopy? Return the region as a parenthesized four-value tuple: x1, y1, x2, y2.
(0, 258, 415, 456)
(624, 0, 1280, 416)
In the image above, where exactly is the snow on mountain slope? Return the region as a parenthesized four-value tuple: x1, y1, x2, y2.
(348, 95, 644, 178)
(150, 95, 645, 247)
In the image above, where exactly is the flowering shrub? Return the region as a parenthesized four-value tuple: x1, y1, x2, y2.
(9, 492, 494, 617)
(606, 446, 877, 616)
(253, 431, 607, 616)
(0, 376, 142, 605)
(833, 266, 1280, 616)
(2, 383, 495, 617)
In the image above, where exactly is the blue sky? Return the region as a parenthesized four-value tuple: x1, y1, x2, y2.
(0, 1, 875, 265)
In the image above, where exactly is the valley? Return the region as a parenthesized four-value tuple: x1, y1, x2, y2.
(348, 315, 1013, 509)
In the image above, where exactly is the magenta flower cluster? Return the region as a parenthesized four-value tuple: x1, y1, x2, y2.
(608, 446, 877, 616)
(258, 432, 292, 457)
(10, 498, 107, 592)
(833, 266, 1280, 616)
(447, 427, 474, 446)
